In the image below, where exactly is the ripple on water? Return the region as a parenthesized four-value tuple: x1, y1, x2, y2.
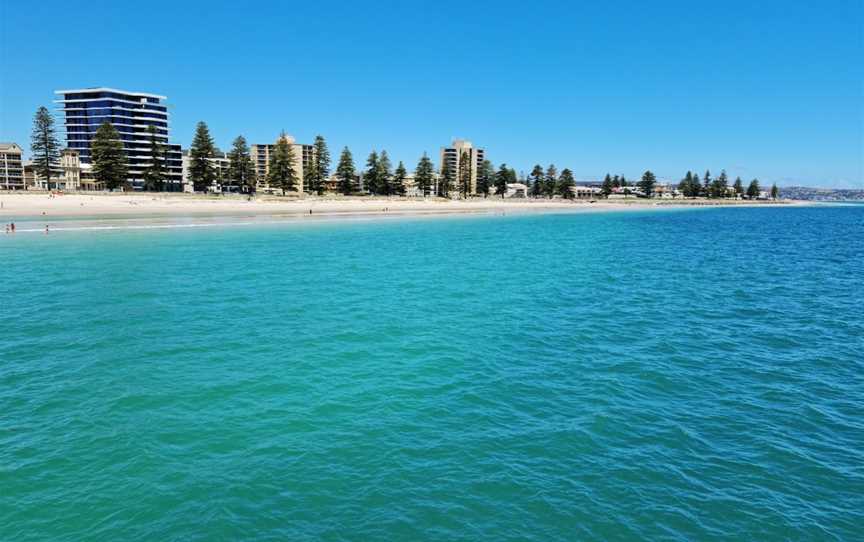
(1, 206, 863, 541)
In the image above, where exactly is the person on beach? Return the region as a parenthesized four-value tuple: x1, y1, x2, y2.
(10, 222, 15, 233)
(44, 225, 49, 234)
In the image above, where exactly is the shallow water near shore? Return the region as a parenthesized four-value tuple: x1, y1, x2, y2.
(1, 206, 862, 540)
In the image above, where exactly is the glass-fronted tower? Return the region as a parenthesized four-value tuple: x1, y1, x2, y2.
(54, 87, 183, 190)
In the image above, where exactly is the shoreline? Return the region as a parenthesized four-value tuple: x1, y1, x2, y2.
(0, 192, 807, 220)
(0, 193, 814, 234)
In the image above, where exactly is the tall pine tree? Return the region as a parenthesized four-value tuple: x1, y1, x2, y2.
(544, 164, 558, 198)
(702, 170, 712, 198)
(378, 150, 392, 195)
(601, 174, 614, 197)
(364, 151, 379, 195)
(438, 164, 453, 197)
(733, 177, 744, 198)
(746, 179, 761, 199)
(638, 170, 657, 197)
(227, 135, 256, 193)
(336, 146, 356, 195)
(189, 121, 217, 192)
(267, 132, 298, 194)
(91, 121, 128, 190)
(30, 106, 61, 190)
(529, 165, 544, 197)
(494, 163, 509, 198)
(477, 159, 494, 198)
(311, 135, 330, 195)
(711, 169, 729, 198)
(678, 171, 693, 197)
(414, 153, 435, 197)
(393, 161, 407, 196)
(142, 125, 166, 191)
(457, 150, 472, 198)
(303, 159, 317, 194)
(558, 168, 575, 199)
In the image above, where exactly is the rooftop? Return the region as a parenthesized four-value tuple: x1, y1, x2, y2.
(54, 87, 167, 100)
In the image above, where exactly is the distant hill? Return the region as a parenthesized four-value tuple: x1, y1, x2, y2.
(781, 186, 864, 201)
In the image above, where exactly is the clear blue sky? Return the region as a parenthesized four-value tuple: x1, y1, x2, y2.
(1, 0, 862, 187)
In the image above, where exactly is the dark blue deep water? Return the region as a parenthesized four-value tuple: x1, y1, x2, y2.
(2, 206, 863, 540)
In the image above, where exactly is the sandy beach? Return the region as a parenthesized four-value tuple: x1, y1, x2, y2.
(0, 192, 803, 222)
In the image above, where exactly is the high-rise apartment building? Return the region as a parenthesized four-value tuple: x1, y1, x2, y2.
(0, 143, 24, 190)
(440, 139, 485, 196)
(251, 134, 314, 194)
(54, 88, 183, 190)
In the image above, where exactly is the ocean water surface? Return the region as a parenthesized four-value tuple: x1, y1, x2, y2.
(1, 206, 862, 540)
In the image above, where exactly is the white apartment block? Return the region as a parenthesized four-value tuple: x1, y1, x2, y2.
(439, 139, 486, 196)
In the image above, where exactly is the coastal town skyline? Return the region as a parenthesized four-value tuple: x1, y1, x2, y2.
(6, 87, 787, 200)
(2, 1, 861, 188)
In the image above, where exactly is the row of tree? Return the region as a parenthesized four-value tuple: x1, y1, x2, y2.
(675, 170, 776, 199)
(595, 169, 777, 199)
(524, 165, 578, 199)
(29, 107, 572, 199)
(29, 107, 780, 199)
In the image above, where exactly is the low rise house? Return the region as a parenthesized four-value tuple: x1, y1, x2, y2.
(505, 183, 528, 198)
(572, 185, 602, 199)
(609, 186, 643, 198)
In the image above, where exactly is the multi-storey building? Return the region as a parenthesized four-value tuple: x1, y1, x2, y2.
(0, 143, 24, 190)
(251, 134, 314, 194)
(54, 87, 183, 190)
(439, 139, 485, 196)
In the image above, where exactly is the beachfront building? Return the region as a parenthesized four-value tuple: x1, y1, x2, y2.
(402, 173, 440, 197)
(54, 87, 184, 190)
(439, 140, 485, 197)
(27, 149, 94, 191)
(23, 162, 36, 188)
(0, 142, 24, 190)
(251, 134, 314, 195)
(571, 185, 603, 199)
(653, 183, 681, 199)
(609, 186, 643, 198)
(505, 183, 529, 198)
(181, 149, 231, 192)
(59, 149, 96, 190)
(323, 172, 363, 194)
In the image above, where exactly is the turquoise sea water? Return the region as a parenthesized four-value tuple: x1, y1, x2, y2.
(2, 206, 863, 540)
